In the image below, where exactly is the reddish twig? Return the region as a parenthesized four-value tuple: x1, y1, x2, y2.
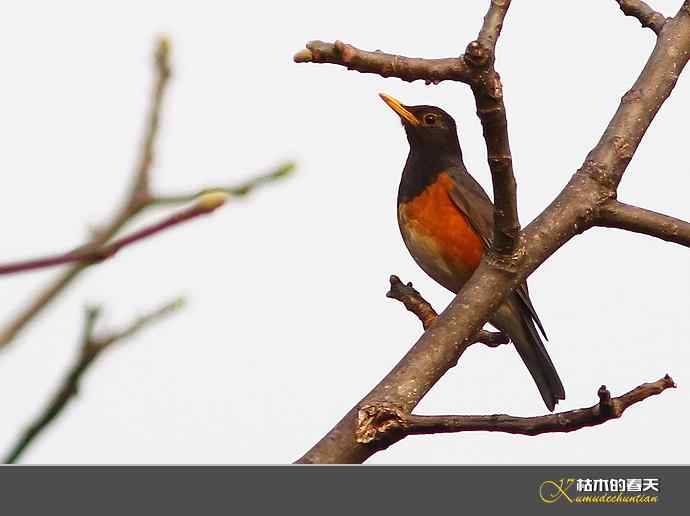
(356, 376, 676, 443)
(615, 0, 668, 34)
(0, 194, 227, 276)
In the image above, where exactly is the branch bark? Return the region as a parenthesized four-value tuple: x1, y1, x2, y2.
(3, 299, 183, 464)
(616, 0, 669, 34)
(597, 200, 690, 247)
(294, 1, 690, 463)
(356, 376, 675, 443)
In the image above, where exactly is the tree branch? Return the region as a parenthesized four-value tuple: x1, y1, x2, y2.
(386, 275, 508, 346)
(356, 376, 675, 443)
(597, 200, 690, 247)
(616, 0, 668, 34)
(3, 299, 184, 464)
(295, 1, 690, 463)
(293, 41, 472, 85)
(0, 194, 227, 276)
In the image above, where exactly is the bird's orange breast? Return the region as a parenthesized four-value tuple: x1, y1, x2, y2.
(398, 172, 484, 291)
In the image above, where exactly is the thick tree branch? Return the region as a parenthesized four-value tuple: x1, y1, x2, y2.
(0, 194, 227, 276)
(295, 1, 690, 463)
(597, 200, 690, 247)
(356, 376, 675, 443)
(386, 275, 508, 346)
(3, 299, 183, 464)
(616, 0, 668, 34)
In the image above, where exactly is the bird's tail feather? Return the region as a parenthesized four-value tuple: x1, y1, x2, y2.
(492, 296, 565, 411)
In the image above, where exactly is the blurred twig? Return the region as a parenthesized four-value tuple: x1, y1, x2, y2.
(149, 162, 295, 205)
(3, 298, 184, 464)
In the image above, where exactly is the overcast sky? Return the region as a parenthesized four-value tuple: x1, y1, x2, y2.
(1, 0, 688, 464)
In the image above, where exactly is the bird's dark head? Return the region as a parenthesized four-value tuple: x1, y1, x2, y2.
(379, 93, 461, 158)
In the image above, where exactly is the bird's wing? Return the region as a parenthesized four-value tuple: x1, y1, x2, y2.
(447, 166, 548, 340)
(446, 165, 495, 248)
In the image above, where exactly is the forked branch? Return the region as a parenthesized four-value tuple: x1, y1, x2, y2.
(3, 299, 184, 464)
(295, 0, 521, 257)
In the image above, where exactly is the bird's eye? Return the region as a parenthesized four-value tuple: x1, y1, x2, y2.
(424, 114, 436, 125)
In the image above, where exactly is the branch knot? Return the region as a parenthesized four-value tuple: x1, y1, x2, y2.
(356, 403, 406, 444)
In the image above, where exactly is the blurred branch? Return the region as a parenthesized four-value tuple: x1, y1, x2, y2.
(0, 194, 227, 276)
(0, 36, 294, 350)
(356, 376, 676, 443)
(3, 299, 184, 464)
(149, 162, 295, 206)
(387, 275, 508, 347)
(615, 0, 668, 34)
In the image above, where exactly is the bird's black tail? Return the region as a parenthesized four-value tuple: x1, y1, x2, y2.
(492, 295, 565, 411)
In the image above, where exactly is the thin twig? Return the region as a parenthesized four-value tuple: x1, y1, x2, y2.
(3, 299, 184, 464)
(387, 275, 508, 346)
(148, 162, 295, 206)
(598, 200, 690, 247)
(356, 376, 676, 443)
(615, 0, 668, 34)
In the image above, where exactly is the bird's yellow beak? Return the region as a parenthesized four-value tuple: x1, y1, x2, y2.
(379, 93, 420, 127)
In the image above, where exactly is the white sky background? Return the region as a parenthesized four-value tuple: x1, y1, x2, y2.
(1, 0, 688, 464)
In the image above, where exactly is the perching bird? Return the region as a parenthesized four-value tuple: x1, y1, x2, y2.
(380, 93, 565, 411)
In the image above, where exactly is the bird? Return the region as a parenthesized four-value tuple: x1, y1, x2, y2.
(379, 93, 565, 411)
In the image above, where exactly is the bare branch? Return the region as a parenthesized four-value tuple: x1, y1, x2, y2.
(386, 275, 508, 346)
(356, 376, 675, 443)
(149, 162, 295, 206)
(477, 0, 511, 52)
(597, 200, 690, 247)
(3, 299, 184, 464)
(294, 41, 471, 85)
(0, 194, 227, 276)
(466, 0, 519, 257)
(616, 0, 668, 34)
